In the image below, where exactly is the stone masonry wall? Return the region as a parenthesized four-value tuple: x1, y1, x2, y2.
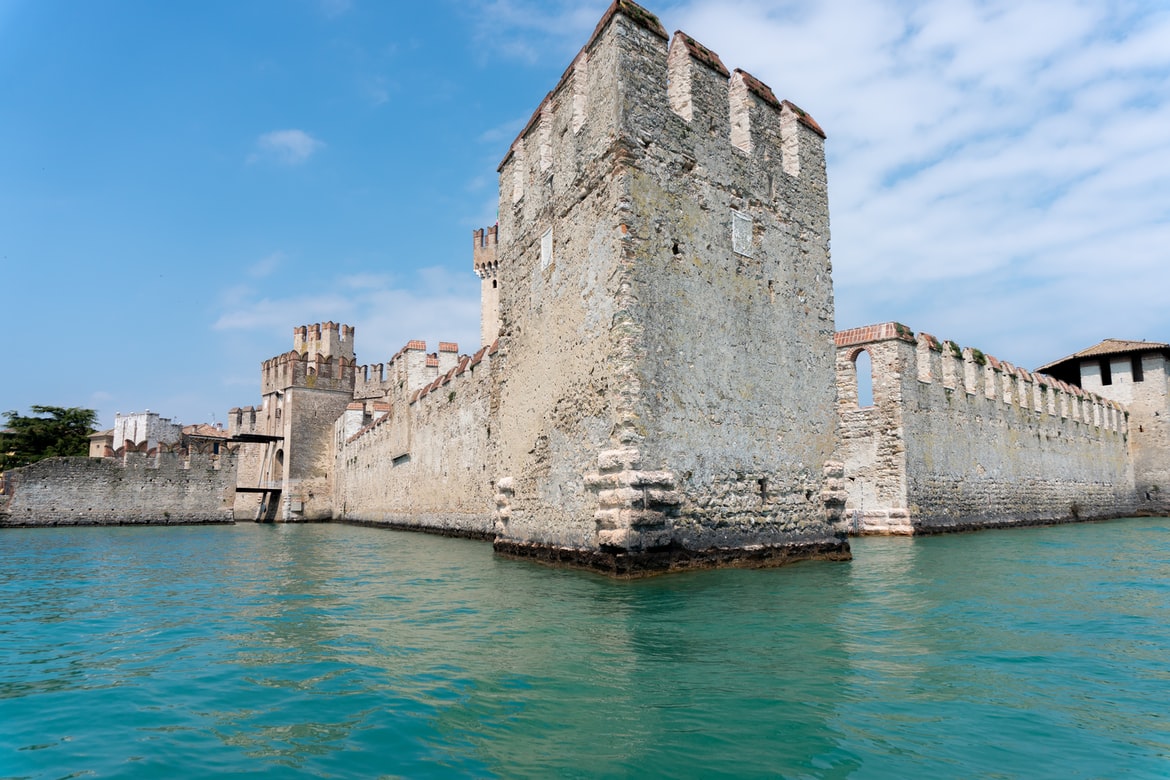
(331, 344, 499, 536)
(620, 31, 840, 553)
(488, 3, 847, 571)
(0, 453, 237, 527)
(837, 323, 1135, 534)
(490, 7, 650, 555)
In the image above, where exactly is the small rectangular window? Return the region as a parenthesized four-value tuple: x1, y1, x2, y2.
(1100, 358, 1112, 386)
(1132, 355, 1144, 382)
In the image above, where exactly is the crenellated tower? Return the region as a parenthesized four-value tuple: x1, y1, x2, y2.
(473, 226, 500, 346)
(238, 322, 358, 521)
(487, 0, 846, 572)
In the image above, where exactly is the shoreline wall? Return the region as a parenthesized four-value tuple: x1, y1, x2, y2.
(0, 453, 237, 527)
(331, 342, 499, 536)
(836, 323, 1135, 534)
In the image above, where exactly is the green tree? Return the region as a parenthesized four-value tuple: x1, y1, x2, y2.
(0, 406, 98, 470)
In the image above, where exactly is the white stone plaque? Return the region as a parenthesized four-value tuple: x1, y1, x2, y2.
(732, 210, 753, 257)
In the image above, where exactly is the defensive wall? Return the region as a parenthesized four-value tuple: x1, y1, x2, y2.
(331, 340, 500, 537)
(352, 340, 462, 402)
(0, 453, 237, 527)
(220, 1, 1163, 573)
(836, 323, 1135, 533)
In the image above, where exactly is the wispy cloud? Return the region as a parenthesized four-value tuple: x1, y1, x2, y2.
(478, 116, 526, 144)
(247, 251, 284, 279)
(213, 266, 482, 367)
(461, 0, 611, 63)
(248, 129, 325, 165)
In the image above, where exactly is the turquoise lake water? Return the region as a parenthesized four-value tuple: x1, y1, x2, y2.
(2, 520, 1169, 779)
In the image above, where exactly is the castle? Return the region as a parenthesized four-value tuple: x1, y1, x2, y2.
(216, 1, 1168, 574)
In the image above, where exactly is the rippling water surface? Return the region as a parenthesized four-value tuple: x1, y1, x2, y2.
(2, 519, 1169, 778)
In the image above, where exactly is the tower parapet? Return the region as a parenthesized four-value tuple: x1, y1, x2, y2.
(353, 340, 466, 402)
(293, 321, 355, 361)
(262, 323, 357, 396)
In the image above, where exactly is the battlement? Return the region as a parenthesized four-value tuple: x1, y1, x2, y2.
(258, 322, 358, 395)
(353, 340, 466, 402)
(113, 410, 183, 454)
(473, 226, 499, 277)
(344, 340, 499, 449)
(838, 322, 1127, 433)
(496, 0, 827, 217)
(411, 340, 498, 406)
(293, 321, 355, 361)
(261, 350, 357, 395)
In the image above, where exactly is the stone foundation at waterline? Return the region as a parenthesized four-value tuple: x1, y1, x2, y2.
(0, 453, 237, 527)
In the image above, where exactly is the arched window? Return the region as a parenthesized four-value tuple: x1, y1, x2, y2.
(853, 349, 874, 407)
(271, 449, 284, 483)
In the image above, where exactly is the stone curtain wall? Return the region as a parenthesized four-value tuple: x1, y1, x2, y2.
(331, 346, 498, 536)
(837, 323, 1135, 534)
(0, 453, 237, 527)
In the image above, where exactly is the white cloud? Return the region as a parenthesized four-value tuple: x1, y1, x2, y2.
(248, 129, 325, 165)
(667, 0, 1170, 369)
(478, 116, 526, 144)
(462, 0, 612, 63)
(247, 251, 284, 279)
(213, 266, 483, 367)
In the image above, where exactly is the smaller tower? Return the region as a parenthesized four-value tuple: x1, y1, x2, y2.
(243, 323, 358, 521)
(473, 226, 500, 346)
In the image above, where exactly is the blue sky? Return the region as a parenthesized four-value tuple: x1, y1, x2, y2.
(2, 0, 1168, 429)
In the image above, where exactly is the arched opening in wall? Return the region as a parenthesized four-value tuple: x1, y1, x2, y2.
(272, 449, 284, 482)
(853, 349, 874, 407)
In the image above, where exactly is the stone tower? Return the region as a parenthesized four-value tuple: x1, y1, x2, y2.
(236, 322, 357, 521)
(488, 1, 848, 572)
(473, 225, 500, 346)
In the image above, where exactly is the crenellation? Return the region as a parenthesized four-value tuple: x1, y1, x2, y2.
(961, 348, 983, 396)
(941, 341, 961, 390)
(836, 322, 1136, 534)
(996, 364, 1011, 405)
(571, 51, 589, 134)
(981, 362, 996, 400)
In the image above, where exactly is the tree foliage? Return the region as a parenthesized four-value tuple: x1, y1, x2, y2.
(0, 406, 98, 470)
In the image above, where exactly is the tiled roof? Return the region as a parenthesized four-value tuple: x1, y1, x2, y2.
(1036, 339, 1170, 373)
